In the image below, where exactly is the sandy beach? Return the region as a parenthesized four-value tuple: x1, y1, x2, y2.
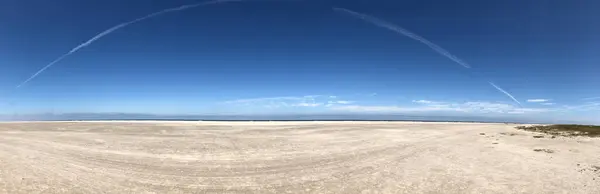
(0, 121, 598, 193)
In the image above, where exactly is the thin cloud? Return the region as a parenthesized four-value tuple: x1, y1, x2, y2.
(292, 103, 323, 107)
(331, 105, 451, 113)
(223, 96, 308, 104)
(412, 100, 438, 104)
(332, 100, 548, 114)
(337, 99, 600, 115)
(583, 97, 600, 101)
(331, 105, 407, 112)
(527, 99, 551, 103)
(330, 100, 354, 104)
(224, 95, 358, 109)
(16, 0, 243, 88)
(563, 102, 600, 111)
(325, 100, 356, 107)
(224, 95, 329, 108)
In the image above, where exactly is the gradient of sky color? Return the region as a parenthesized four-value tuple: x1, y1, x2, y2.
(1, 0, 599, 123)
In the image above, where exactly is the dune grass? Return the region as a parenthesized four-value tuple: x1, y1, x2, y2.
(516, 125, 600, 137)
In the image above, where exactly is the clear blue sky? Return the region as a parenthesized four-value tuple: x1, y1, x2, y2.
(1, 0, 598, 123)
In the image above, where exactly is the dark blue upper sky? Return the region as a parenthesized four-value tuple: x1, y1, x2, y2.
(1, 0, 599, 123)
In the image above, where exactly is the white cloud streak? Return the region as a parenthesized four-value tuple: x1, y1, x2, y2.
(583, 97, 600, 101)
(224, 95, 360, 109)
(329, 100, 354, 104)
(488, 82, 521, 105)
(412, 100, 438, 104)
(562, 102, 600, 111)
(527, 99, 551, 103)
(223, 95, 597, 116)
(292, 103, 323, 107)
(332, 105, 408, 112)
(333, 7, 471, 68)
(334, 100, 547, 114)
(16, 0, 242, 88)
(224, 95, 327, 108)
(223, 96, 312, 104)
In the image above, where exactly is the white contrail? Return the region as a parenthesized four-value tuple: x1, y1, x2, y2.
(333, 7, 471, 69)
(334, 7, 524, 105)
(16, 0, 243, 88)
(489, 82, 521, 105)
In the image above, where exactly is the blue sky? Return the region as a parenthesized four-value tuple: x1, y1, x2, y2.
(1, 0, 599, 123)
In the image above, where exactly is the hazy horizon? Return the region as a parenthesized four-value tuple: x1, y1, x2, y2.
(2, 112, 597, 125)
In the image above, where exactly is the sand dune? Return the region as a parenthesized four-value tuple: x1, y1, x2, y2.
(0, 121, 598, 193)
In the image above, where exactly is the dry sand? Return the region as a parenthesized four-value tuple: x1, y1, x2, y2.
(0, 121, 598, 194)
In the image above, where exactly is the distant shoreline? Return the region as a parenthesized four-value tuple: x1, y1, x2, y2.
(2, 114, 569, 124)
(0, 119, 525, 125)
